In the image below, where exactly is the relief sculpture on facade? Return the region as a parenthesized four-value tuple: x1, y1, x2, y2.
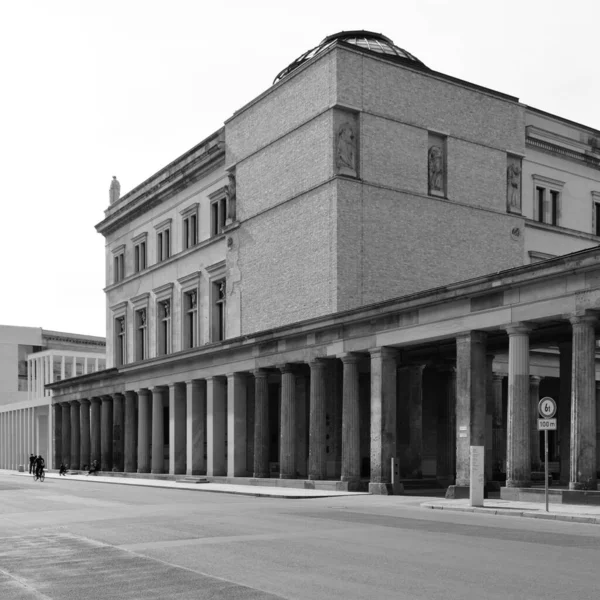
(506, 160, 522, 213)
(225, 170, 236, 221)
(428, 146, 444, 194)
(336, 122, 357, 177)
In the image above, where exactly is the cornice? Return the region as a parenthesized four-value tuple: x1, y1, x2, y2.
(96, 145, 225, 237)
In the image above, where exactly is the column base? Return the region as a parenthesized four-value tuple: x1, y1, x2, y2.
(569, 480, 598, 490)
(307, 474, 324, 481)
(506, 479, 531, 488)
(151, 469, 164, 474)
(253, 472, 270, 478)
(446, 485, 490, 499)
(280, 473, 296, 479)
(368, 482, 394, 495)
(340, 475, 359, 483)
(137, 467, 150, 474)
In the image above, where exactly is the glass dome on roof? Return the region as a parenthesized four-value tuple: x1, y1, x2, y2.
(274, 30, 427, 84)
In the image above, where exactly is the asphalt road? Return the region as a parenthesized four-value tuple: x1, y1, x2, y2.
(1, 473, 599, 599)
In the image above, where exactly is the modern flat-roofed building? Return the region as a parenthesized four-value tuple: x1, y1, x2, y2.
(0, 325, 105, 471)
(42, 31, 600, 495)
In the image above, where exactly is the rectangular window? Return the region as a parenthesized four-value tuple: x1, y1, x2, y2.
(183, 214, 198, 250)
(135, 308, 147, 361)
(157, 228, 171, 262)
(157, 299, 172, 356)
(212, 280, 226, 342)
(537, 187, 545, 223)
(134, 241, 146, 272)
(113, 251, 125, 284)
(550, 190, 559, 226)
(184, 290, 198, 349)
(115, 316, 126, 366)
(211, 197, 227, 236)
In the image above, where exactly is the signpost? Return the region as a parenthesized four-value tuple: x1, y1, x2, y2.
(538, 396, 557, 512)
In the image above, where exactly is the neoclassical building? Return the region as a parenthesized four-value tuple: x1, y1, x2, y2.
(44, 31, 600, 494)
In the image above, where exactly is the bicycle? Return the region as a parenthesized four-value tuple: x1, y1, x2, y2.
(33, 468, 45, 482)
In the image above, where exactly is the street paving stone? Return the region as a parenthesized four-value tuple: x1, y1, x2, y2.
(0, 533, 285, 599)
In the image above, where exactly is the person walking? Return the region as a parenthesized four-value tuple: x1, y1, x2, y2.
(28, 453, 35, 474)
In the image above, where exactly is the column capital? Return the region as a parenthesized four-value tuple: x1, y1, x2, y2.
(529, 375, 542, 385)
(226, 371, 249, 380)
(505, 322, 532, 336)
(277, 363, 296, 374)
(70, 400, 80, 407)
(253, 368, 270, 379)
(60, 401, 71, 408)
(338, 352, 362, 364)
(136, 388, 150, 397)
(569, 314, 598, 327)
(124, 390, 137, 399)
(456, 330, 487, 344)
(79, 399, 90, 406)
(90, 396, 102, 405)
(368, 347, 398, 360)
(492, 373, 505, 383)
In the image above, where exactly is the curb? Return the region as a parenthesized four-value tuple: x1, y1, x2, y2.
(13, 472, 362, 500)
(421, 503, 600, 525)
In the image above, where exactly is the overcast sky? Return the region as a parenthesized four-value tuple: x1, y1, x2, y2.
(1, 0, 598, 338)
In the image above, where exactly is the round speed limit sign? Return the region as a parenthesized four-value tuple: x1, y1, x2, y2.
(538, 396, 557, 419)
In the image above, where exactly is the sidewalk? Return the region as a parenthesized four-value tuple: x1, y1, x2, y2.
(421, 498, 600, 525)
(10, 470, 368, 499)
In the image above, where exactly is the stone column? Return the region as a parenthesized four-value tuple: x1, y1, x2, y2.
(485, 355, 495, 482)
(112, 393, 124, 472)
(61, 402, 71, 467)
(279, 364, 296, 479)
(52, 403, 62, 469)
(80, 400, 91, 470)
(70, 401, 81, 470)
(506, 324, 531, 488)
(492, 374, 505, 478)
(227, 373, 247, 477)
(186, 380, 206, 476)
(253, 370, 270, 478)
(340, 354, 361, 483)
(569, 315, 597, 490)
(206, 377, 226, 476)
(90, 398, 101, 466)
(169, 383, 187, 475)
(124, 391, 138, 473)
(101, 396, 113, 471)
(529, 376, 542, 471)
(137, 389, 151, 473)
(151, 387, 165, 474)
(596, 381, 600, 481)
(369, 347, 398, 494)
(407, 365, 424, 477)
(436, 365, 456, 482)
(558, 341, 572, 485)
(308, 359, 327, 480)
(453, 332, 486, 490)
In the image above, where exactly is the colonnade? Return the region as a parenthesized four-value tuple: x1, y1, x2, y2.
(0, 408, 37, 470)
(49, 318, 600, 491)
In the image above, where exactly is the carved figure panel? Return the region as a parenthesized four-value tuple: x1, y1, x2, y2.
(225, 170, 236, 221)
(506, 159, 522, 213)
(428, 145, 444, 194)
(336, 122, 357, 177)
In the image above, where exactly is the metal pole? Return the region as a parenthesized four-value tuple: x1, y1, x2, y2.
(545, 429, 549, 512)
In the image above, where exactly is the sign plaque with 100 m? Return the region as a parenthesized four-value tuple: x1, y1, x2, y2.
(538, 396, 557, 430)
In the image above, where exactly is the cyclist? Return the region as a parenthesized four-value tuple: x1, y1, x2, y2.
(34, 455, 45, 479)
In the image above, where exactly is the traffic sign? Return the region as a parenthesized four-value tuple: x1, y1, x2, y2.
(538, 418, 557, 430)
(538, 396, 557, 419)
